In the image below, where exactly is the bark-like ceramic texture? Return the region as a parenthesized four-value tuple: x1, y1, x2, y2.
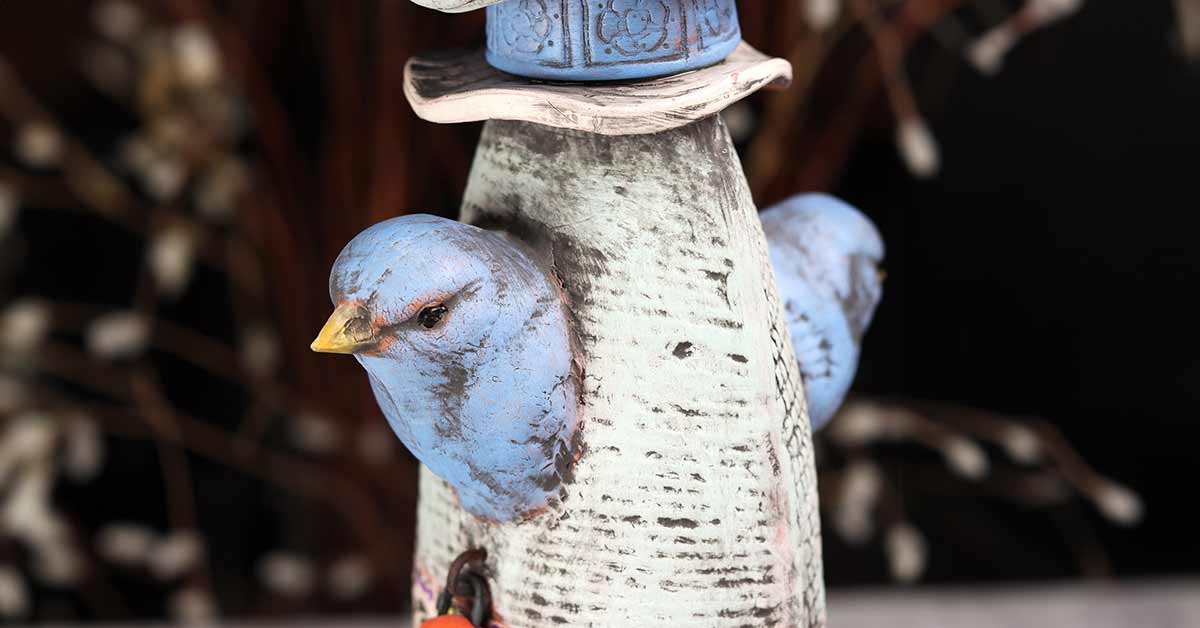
(413, 116, 826, 627)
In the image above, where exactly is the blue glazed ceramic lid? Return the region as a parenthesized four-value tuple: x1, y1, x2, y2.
(485, 0, 742, 81)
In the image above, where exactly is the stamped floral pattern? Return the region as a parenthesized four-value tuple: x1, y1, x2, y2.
(485, 0, 740, 78)
(496, 0, 553, 54)
(696, 0, 734, 39)
(596, 0, 673, 56)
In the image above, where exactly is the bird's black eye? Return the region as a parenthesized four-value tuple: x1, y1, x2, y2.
(417, 304, 448, 329)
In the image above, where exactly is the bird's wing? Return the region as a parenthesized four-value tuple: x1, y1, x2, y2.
(775, 277, 860, 431)
(761, 194, 884, 430)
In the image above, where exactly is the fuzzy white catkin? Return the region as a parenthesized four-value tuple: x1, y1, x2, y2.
(1095, 482, 1144, 527)
(2, 413, 58, 463)
(169, 587, 219, 625)
(967, 27, 1018, 75)
(804, 0, 842, 30)
(1029, 0, 1083, 22)
(173, 26, 222, 87)
(0, 298, 51, 354)
(833, 503, 875, 546)
(327, 554, 374, 600)
(0, 375, 27, 414)
(258, 553, 316, 598)
(0, 566, 29, 618)
(86, 311, 150, 360)
(896, 117, 941, 178)
(97, 523, 158, 566)
(885, 523, 928, 583)
(23, 512, 72, 555)
(1179, 0, 1200, 60)
(194, 158, 248, 222)
(0, 181, 17, 238)
(92, 0, 143, 43)
(148, 531, 204, 581)
(62, 415, 104, 481)
(0, 418, 55, 505)
(290, 412, 342, 455)
(828, 401, 887, 446)
(832, 461, 883, 545)
(142, 157, 188, 202)
(14, 123, 65, 169)
(357, 423, 395, 467)
(840, 460, 883, 508)
(1001, 424, 1042, 464)
(119, 134, 157, 173)
(942, 436, 990, 480)
(240, 325, 280, 378)
(147, 224, 196, 298)
(32, 542, 84, 586)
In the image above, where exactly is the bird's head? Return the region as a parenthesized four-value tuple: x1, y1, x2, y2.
(311, 214, 580, 521)
(310, 215, 533, 362)
(763, 194, 886, 340)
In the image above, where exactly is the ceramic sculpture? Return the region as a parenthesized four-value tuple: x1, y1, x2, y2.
(315, 1, 834, 625)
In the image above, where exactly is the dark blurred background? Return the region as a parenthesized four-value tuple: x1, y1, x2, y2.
(0, 0, 1197, 623)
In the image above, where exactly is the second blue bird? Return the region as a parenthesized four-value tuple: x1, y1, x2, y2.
(762, 194, 886, 431)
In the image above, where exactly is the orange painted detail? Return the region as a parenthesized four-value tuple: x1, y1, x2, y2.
(421, 615, 476, 628)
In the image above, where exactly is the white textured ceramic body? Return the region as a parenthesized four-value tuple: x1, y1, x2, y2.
(412, 116, 826, 627)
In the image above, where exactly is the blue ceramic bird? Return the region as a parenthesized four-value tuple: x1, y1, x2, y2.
(311, 215, 581, 522)
(762, 194, 885, 431)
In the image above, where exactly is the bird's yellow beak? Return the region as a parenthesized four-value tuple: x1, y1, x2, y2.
(311, 303, 377, 354)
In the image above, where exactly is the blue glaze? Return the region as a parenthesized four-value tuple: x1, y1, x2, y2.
(486, 0, 741, 81)
(328, 215, 579, 521)
(761, 194, 885, 431)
